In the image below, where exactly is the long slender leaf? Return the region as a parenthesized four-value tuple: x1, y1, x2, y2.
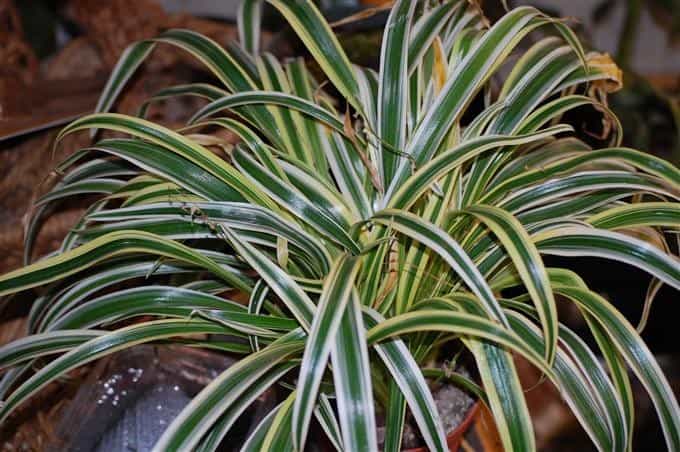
(293, 254, 361, 451)
(331, 292, 377, 452)
(153, 331, 305, 451)
(0, 230, 250, 296)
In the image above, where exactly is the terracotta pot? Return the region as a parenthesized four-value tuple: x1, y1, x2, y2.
(403, 402, 481, 452)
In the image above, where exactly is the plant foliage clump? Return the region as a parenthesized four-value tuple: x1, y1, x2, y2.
(0, 1, 679, 451)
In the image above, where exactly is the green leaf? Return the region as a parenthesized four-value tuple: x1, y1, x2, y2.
(484, 148, 680, 205)
(535, 226, 680, 290)
(0, 230, 251, 296)
(30, 260, 198, 332)
(387, 125, 572, 209)
(0, 319, 231, 423)
(87, 201, 331, 275)
(74, 139, 236, 201)
(471, 341, 535, 451)
(257, 54, 315, 165)
(383, 382, 407, 452)
(194, 361, 296, 452)
(367, 308, 550, 376)
(293, 254, 361, 451)
(389, 7, 547, 194)
(154, 29, 257, 92)
(314, 393, 344, 452)
(504, 309, 626, 450)
(434, 294, 538, 452)
(238, 0, 263, 55)
(189, 91, 346, 136)
(138, 83, 227, 118)
(232, 147, 361, 253)
(555, 286, 680, 451)
(46, 286, 276, 333)
(153, 331, 305, 451)
(260, 391, 296, 451)
(502, 171, 679, 215)
(266, 0, 362, 113)
(378, 0, 416, 185)
(241, 401, 283, 452)
(95, 41, 155, 116)
(189, 117, 286, 180)
(326, 133, 373, 219)
(0, 330, 103, 370)
(371, 210, 508, 324)
(35, 179, 125, 209)
(331, 292, 378, 452)
(217, 224, 315, 329)
(408, 2, 459, 74)
(460, 205, 557, 364)
(286, 58, 333, 178)
(57, 114, 274, 209)
(587, 203, 680, 230)
(364, 308, 447, 452)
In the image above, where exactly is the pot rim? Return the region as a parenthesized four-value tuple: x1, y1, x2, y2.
(402, 401, 481, 452)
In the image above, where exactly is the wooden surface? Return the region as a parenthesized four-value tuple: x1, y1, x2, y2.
(0, 75, 105, 142)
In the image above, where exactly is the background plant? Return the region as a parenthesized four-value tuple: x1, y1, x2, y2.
(0, 0, 679, 451)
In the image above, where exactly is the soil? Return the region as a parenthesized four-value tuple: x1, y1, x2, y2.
(376, 368, 476, 450)
(433, 380, 476, 441)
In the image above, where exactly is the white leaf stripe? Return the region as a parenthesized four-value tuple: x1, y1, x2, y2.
(154, 331, 305, 451)
(556, 287, 680, 451)
(292, 254, 361, 451)
(372, 210, 509, 325)
(378, 0, 416, 185)
(217, 224, 315, 330)
(238, 0, 262, 55)
(364, 308, 447, 452)
(461, 205, 558, 364)
(535, 226, 680, 290)
(331, 292, 378, 452)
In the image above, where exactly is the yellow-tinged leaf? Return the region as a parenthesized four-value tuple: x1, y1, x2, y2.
(329, 2, 394, 28)
(586, 53, 623, 141)
(588, 52, 623, 93)
(432, 37, 448, 95)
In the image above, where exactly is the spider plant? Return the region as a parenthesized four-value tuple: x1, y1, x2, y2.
(1, 0, 679, 450)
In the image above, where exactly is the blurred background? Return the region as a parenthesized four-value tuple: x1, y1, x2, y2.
(1, 1, 679, 450)
(2, 0, 679, 157)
